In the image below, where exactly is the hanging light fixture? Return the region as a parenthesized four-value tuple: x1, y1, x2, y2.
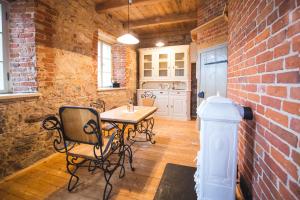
(156, 41, 165, 47)
(155, 25, 165, 47)
(117, 0, 139, 45)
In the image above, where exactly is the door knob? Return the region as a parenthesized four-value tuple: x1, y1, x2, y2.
(198, 91, 205, 98)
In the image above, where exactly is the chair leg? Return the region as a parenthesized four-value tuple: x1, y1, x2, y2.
(88, 160, 97, 173)
(66, 161, 80, 192)
(102, 146, 127, 200)
(103, 169, 113, 200)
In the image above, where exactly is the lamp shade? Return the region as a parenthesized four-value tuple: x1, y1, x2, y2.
(156, 41, 165, 47)
(117, 33, 139, 45)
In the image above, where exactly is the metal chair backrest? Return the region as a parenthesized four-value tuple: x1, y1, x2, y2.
(90, 99, 106, 113)
(59, 106, 103, 146)
(141, 91, 156, 107)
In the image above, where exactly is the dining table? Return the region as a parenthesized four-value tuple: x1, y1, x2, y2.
(100, 105, 158, 174)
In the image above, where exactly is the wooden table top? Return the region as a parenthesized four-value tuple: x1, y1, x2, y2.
(100, 106, 157, 124)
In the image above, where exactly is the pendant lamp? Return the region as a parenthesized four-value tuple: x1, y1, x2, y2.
(155, 25, 165, 47)
(117, 0, 139, 44)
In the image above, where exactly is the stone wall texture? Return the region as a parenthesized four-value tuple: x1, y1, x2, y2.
(228, 0, 300, 199)
(0, 0, 137, 179)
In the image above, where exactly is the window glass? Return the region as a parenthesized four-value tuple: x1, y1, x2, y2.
(0, 34, 3, 59)
(98, 41, 112, 88)
(0, 3, 6, 92)
(0, 62, 3, 90)
(0, 4, 2, 32)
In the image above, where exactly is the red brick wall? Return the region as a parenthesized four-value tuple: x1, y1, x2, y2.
(197, 0, 227, 26)
(112, 44, 126, 86)
(196, 0, 228, 49)
(112, 44, 136, 88)
(9, 0, 37, 93)
(228, 0, 300, 199)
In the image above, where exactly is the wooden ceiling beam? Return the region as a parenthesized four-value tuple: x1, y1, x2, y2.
(138, 29, 191, 39)
(125, 12, 197, 29)
(96, 0, 170, 14)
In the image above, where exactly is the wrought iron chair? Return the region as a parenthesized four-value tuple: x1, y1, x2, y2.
(128, 91, 156, 144)
(42, 106, 133, 200)
(90, 99, 115, 136)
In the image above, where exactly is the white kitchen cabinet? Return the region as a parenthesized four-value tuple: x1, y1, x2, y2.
(139, 45, 189, 81)
(171, 47, 189, 79)
(137, 90, 190, 120)
(140, 53, 154, 80)
(153, 91, 169, 116)
(158, 50, 171, 79)
(169, 92, 187, 119)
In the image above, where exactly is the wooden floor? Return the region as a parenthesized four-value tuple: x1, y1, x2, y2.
(0, 118, 243, 200)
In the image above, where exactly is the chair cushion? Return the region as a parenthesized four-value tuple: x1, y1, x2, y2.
(102, 123, 114, 131)
(67, 135, 114, 160)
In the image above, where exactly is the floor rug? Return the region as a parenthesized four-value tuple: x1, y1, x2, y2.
(154, 163, 197, 200)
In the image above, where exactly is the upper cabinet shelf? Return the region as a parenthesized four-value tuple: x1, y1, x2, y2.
(139, 45, 190, 81)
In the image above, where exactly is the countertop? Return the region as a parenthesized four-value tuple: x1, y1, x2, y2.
(137, 89, 191, 92)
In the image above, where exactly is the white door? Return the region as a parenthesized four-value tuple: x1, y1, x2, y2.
(153, 91, 169, 116)
(169, 95, 187, 118)
(199, 45, 227, 101)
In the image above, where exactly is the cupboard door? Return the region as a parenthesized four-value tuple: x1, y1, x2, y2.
(174, 52, 185, 77)
(142, 54, 153, 79)
(169, 95, 187, 118)
(158, 53, 169, 78)
(154, 93, 169, 116)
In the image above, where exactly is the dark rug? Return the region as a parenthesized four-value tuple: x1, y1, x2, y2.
(154, 163, 197, 200)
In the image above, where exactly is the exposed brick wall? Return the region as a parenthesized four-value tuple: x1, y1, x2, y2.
(112, 44, 137, 92)
(112, 44, 126, 86)
(9, 0, 37, 93)
(228, 0, 300, 199)
(0, 0, 137, 179)
(197, 0, 227, 26)
(196, 0, 228, 49)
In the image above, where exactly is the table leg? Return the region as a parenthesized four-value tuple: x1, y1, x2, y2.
(127, 117, 156, 144)
(110, 122, 135, 177)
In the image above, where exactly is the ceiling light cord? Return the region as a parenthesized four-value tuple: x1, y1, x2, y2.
(128, 0, 131, 33)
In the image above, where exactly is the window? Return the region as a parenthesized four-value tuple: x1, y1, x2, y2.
(98, 41, 112, 88)
(0, 2, 8, 93)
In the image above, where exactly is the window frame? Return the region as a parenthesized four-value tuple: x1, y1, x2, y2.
(98, 41, 112, 88)
(0, 1, 9, 94)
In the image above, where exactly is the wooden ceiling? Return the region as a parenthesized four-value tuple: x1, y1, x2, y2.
(94, 0, 198, 37)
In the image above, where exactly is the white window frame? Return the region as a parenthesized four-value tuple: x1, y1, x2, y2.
(0, 1, 9, 94)
(98, 41, 112, 88)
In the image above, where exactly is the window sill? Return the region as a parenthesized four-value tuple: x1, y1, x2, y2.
(0, 93, 41, 102)
(97, 87, 127, 92)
